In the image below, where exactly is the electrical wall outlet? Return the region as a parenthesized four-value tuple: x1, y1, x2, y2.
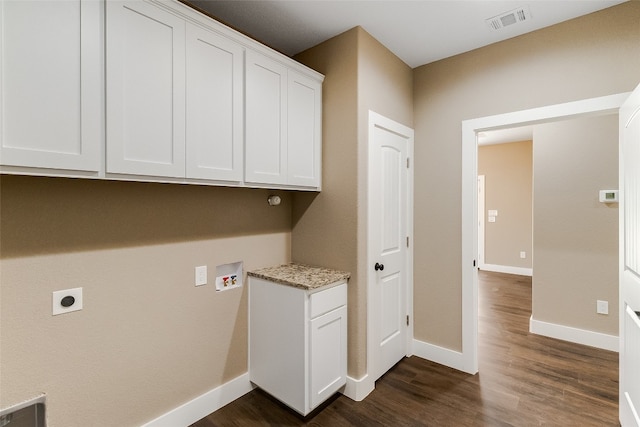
(520, 251, 526, 259)
(597, 300, 609, 315)
(195, 266, 207, 286)
(52, 287, 83, 315)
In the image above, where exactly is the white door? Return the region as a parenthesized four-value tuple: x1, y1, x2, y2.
(185, 23, 243, 182)
(620, 83, 640, 427)
(106, 1, 186, 178)
(369, 111, 413, 381)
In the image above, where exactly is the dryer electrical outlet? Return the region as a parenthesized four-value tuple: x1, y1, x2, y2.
(52, 287, 83, 315)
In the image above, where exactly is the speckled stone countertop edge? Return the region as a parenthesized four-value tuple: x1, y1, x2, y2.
(247, 263, 350, 290)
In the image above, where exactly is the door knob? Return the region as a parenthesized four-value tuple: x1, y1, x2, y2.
(375, 262, 384, 271)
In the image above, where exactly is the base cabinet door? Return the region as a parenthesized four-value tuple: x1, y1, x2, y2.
(0, 0, 101, 173)
(106, 0, 186, 178)
(310, 305, 347, 409)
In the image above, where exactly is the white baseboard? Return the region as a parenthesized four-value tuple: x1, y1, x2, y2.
(480, 264, 532, 277)
(141, 373, 254, 427)
(529, 317, 619, 352)
(342, 374, 374, 402)
(412, 339, 475, 374)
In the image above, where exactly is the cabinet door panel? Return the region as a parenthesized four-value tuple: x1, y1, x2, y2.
(0, 0, 101, 171)
(186, 24, 243, 181)
(310, 306, 347, 409)
(245, 51, 287, 185)
(288, 71, 321, 188)
(106, 1, 185, 177)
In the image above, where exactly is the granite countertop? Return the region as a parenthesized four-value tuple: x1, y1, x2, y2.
(248, 263, 350, 290)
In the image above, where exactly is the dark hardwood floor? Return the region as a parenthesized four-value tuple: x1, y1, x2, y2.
(190, 271, 619, 426)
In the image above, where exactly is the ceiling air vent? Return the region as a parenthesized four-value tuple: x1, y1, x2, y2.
(486, 6, 531, 31)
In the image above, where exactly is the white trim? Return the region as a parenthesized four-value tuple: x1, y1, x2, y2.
(341, 374, 375, 402)
(480, 264, 532, 277)
(411, 339, 474, 374)
(141, 373, 254, 427)
(462, 92, 630, 376)
(530, 317, 619, 352)
(478, 175, 486, 269)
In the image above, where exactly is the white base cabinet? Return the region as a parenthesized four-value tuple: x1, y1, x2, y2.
(249, 277, 347, 415)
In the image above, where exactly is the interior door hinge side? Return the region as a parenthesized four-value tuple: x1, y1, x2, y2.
(406, 315, 410, 326)
(406, 236, 409, 247)
(407, 158, 410, 168)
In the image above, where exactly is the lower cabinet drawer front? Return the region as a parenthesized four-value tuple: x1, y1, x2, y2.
(310, 282, 347, 319)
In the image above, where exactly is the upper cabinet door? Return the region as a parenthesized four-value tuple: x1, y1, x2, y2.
(186, 23, 243, 182)
(287, 71, 322, 188)
(106, 1, 186, 178)
(0, 0, 102, 172)
(245, 50, 288, 185)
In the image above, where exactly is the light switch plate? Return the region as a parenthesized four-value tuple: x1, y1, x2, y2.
(52, 287, 83, 315)
(597, 300, 609, 315)
(195, 266, 207, 286)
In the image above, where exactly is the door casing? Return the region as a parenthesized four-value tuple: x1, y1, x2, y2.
(460, 92, 630, 374)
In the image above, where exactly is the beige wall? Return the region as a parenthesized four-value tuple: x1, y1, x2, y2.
(478, 141, 533, 269)
(533, 115, 619, 335)
(413, 2, 640, 350)
(292, 28, 361, 376)
(0, 176, 291, 426)
(293, 27, 413, 378)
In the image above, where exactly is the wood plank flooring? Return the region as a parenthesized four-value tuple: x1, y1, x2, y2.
(190, 271, 619, 426)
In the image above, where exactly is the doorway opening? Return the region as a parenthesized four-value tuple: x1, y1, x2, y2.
(477, 133, 533, 277)
(460, 92, 628, 374)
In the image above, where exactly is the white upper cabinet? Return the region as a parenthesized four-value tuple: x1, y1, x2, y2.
(287, 70, 322, 188)
(2, 0, 322, 189)
(245, 50, 322, 189)
(106, 0, 186, 178)
(0, 0, 102, 173)
(186, 23, 243, 182)
(245, 50, 288, 186)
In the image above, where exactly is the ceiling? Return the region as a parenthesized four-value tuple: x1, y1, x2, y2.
(188, 0, 627, 69)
